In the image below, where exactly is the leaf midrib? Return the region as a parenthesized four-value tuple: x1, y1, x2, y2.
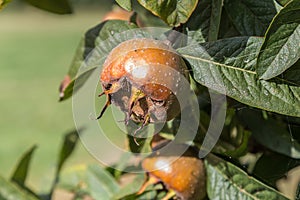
(182, 54, 257, 74)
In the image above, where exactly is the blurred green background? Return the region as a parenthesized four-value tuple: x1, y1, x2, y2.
(0, 0, 120, 192)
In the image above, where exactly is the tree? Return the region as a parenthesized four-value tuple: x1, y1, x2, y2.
(1, 0, 300, 199)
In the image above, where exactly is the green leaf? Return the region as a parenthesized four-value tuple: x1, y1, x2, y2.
(70, 20, 137, 79)
(276, 0, 292, 6)
(238, 109, 300, 158)
(114, 174, 164, 200)
(57, 164, 87, 191)
(186, 0, 223, 42)
(137, 0, 198, 26)
(205, 154, 290, 200)
(253, 152, 300, 186)
(178, 36, 300, 117)
(112, 173, 145, 199)
(116, 186, 163, 200)
(56, 129, 80, 173)
(224, 0, 277, 36)
(0, 0, 11, 10)
(59, 20, 137, 101)
(10, 145, 37, 188)
(24, 0, 72, 14)
(279, 60, 300, 85)
(0, 176, 39, 200)
(115, 0, 132, 11)
(257, 0, 300, 80)
(60, 68, 96, 101)
(126, 122, 152, 154)
(86, 165, 120, 200)
(223, 130, 251, 158)
(218, 8, 241, 39)
(48, 129, 80, 198)
(58, 164, 120, 199)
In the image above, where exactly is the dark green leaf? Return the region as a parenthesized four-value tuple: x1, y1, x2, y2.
(253, 152, 300, 187)
(257, 0, 300, 80)
(224, 0, 277, 36)
(11, 145, 37, 188)
(186, 0, 223, 42)
(0, 0, 11, 10)
(57, 129, 79, 173)
(48, 129, 80, 199)
(276, 0, 292, 6)
(238, 109, 300, 158)
(278, 60, 300, 85)
(0, 176, 39, 200)
(86, 165, 120, 200)
(296, 182, 300, 200)
(205, 154, 290, 200)
(137, 0, 198, 26)
(59, 20, 137, 101)
(218, 8, 241, 39)
(24, 0, 72, 14)
(178, 36, 300, 117)
(115, 0, 132, 11)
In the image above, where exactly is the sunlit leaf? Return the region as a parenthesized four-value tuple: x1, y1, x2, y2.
(178, 36, 300, 117)
(257, 0, 300, 80)
(0, 176, 39, 200)
(58, 164, 120, 199)
(86, 165, 120, 199)
(137, 0, 198, 26)
(205, 154, 290, 200)
(115, 0, 132, 11)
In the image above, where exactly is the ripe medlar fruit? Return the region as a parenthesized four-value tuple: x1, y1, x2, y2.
(138, 142, 207, 200)
(98, 38, 188, 132)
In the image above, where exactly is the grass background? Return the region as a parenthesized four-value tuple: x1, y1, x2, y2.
(0, 1, 122, 192)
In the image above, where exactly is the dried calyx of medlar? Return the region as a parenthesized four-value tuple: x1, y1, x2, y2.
(138, 141, 207, 200)
(98, 38, 189, 133)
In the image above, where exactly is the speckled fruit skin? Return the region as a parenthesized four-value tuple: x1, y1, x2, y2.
(142, 143, 207, 200)
(99, 38, 189, 125)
